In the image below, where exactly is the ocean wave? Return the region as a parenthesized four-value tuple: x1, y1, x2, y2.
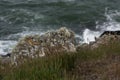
(0, 40, 17, 55)
(82, 9, 120, 44)
(1, 9, 120, 55)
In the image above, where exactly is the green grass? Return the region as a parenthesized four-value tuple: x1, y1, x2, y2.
(0, 41, 120, 80)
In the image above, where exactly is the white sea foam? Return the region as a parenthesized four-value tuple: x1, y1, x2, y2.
(0, 40, 17, 55)
(83, 29, 101, 44)
(82, 9, 120, 44)
(1, 9, 120, 55)
(0, 28, 46, 55)
(5, 26, 45, 40)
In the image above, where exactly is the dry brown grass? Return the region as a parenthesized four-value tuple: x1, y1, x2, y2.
(0, 40, 120, 80)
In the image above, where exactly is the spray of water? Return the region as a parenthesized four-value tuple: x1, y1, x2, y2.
(0, 27, 45, 55)
(0, 41, 17, 55)
(82, 9, 120, 44)
(1, 9, 120, 55)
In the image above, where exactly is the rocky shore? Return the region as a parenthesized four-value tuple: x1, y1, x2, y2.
(77, 30, 120, 49)
(0, 27, 120, 65)
(0, 27, 76, 65)
(0, 27, 120, 80)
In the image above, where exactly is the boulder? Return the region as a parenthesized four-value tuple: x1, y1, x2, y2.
(90, 30, 120, 49)
(11, 27, 76, 65)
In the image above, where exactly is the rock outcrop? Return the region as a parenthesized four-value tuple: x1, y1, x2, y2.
(11, 27, 76, 65)
(90, 31, 120, 49)
(2, 28, 120, 65)
(76, 30, 120, 50)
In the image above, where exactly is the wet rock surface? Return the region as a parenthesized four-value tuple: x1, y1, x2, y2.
(10, 27, 76, 64)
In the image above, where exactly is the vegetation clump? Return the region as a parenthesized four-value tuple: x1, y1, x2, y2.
(0, 40, 120, 80)
(0, 30, 120, 80)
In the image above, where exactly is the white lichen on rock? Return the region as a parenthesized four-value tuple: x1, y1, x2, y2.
(11, 27, 76, 64)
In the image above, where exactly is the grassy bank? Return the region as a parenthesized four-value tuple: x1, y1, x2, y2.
(0, 41, 120, 80)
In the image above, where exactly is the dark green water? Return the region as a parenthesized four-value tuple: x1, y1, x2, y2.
(0, 0, 120, 55)
(0, 0, 120, 38)
(0, 0, 120, 54)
